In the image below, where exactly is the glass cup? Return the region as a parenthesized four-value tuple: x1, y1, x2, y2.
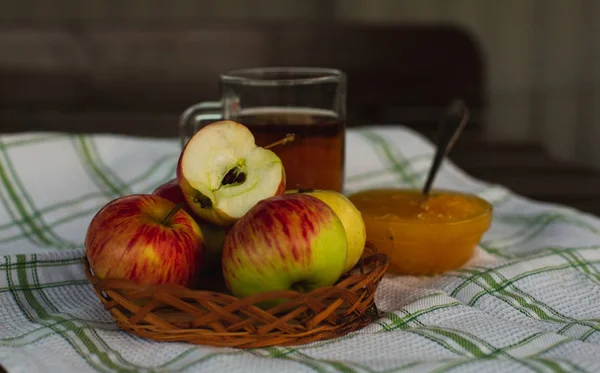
(179, 67, 347, 192)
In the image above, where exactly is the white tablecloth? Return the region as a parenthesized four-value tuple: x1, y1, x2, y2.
(2, 126, 600, 372)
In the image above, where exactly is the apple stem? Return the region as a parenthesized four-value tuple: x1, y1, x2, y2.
(161, 203, 184, 225)
(264, 133, 295, 150)
(296, 185, 315, 193)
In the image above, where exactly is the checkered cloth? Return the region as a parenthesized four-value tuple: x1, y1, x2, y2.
(2, 127, 600, 373)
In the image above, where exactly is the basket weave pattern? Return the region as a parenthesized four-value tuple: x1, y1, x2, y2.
(83, 244, 388, 348)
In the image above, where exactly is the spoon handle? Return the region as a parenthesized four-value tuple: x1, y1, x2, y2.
(422, 99, 470, 196)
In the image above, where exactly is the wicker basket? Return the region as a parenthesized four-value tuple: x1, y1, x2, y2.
(83, 243, 388, 348)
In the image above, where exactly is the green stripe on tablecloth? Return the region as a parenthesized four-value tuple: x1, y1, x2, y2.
(348, 131, 510, 209)
(465, 269, 565, 322)
(377, 302, 546, 371)
(482, 214, 600, 257)
(252, 334, 382, 372)
(88, 137, 134, 196)
(0, 153, 177, 247)
(0, 254, 82, 269)
(0, 279, 90, 293)
(484, 214, 567, 252)
(72, 137, 126, 198)
(0, 169, 40, 246)
(432, 357, 575, 373)
(296, 352, 366, 373)
(378, 306, 471, 357)
(2, 252, 268, 372)
(8, 254, 154, 372)
(378, 302, 462, 332)
(559, 249, 600, 285)
(3, 134, 67, 148)
(23, 255, 139, 371)
(262, 346, 376, 373)
(0, 152, 175, 235)
(359, 131, 419, 187)
(450, 245, 598, 293)
(358, 129, 490, 191)
(415, 327, 495, 357)
(0, 139, 80, 248)
(463, 256, 600, 315)
(257, 318, 382, 363)
(479, 243, 513, 259)
(0, 176, 174, 246)
(262, 348, 329, 373)
(422, 328, 574, 372)
(581, 324, 600, 342)
(405, 327, 466, 357)
(448, 257, 600, 339)
(0, 144, 50, 246)
(0, 208, 90, 248)
(487, 213, 600, 249)
(291, 327, 556, 373)
(6, 255, 102, 371)
(162, 350, 250, 372)
(345, 154, 429, 184)
(0, 140, 66, 247)
(428, 331, 586, 372)
(2, 130, 600, 372)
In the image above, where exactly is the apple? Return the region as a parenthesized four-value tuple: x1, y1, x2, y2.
(221, 193, 348, 300)
(286, 187, 366, 272)
(198, 221, 228, 270)
(85, 194, 205, 287)
(153, 178, 228, 270)
(177, 120, 286, 227)
(152, 178, 195, 216)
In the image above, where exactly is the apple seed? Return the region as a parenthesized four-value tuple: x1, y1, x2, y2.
(222, 167, 246, 186)
(193, 194, 213, 208)
(235, 173, 246, 183)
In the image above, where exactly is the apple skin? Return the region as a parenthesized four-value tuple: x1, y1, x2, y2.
(198, 221, 228, 271)
(286, 188, 366, 273)
(85, 194, 205, 287)
(152, 178, 195, 216)
(221, 194, 348, 300)
(153, 179, 228, 270)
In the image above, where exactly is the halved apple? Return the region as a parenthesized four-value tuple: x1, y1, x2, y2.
(177, 120, 286, 226)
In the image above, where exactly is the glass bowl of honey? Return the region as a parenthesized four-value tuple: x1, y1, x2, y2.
(348, 188, 493, 276)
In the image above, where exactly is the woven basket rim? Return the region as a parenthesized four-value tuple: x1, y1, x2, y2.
(83, 243, 388, 301)
(83, 243, 389, 348)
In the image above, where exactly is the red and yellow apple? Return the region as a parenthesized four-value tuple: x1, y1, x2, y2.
(152, 178, 195, 216)
(286, 188, 366, 272)
(177, 120, 286, 227)
(85, 194, 205, 287)
(221, 193, 348, 299)
(153, 178, 228, 270)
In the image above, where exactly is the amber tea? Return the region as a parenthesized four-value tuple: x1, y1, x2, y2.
(235, 107, 345, 192)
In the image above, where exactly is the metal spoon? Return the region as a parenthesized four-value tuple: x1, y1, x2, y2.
(422, 99, 470, 196)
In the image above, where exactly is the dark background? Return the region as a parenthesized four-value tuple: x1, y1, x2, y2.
(2, 0, 600, 216)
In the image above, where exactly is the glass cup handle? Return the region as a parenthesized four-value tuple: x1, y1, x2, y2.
(178, 101, 223, 148)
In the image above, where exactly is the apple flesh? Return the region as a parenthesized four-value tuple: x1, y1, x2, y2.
(85, 194, 205, 287)
(221, 193, 348, 299)
(177, 120, 286, 227)
(286, 188, 366, 272)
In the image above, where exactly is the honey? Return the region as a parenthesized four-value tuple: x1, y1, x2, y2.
(348, 189, 493, 275)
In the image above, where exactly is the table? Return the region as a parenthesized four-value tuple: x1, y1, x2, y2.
(2, 126, 600, 372)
